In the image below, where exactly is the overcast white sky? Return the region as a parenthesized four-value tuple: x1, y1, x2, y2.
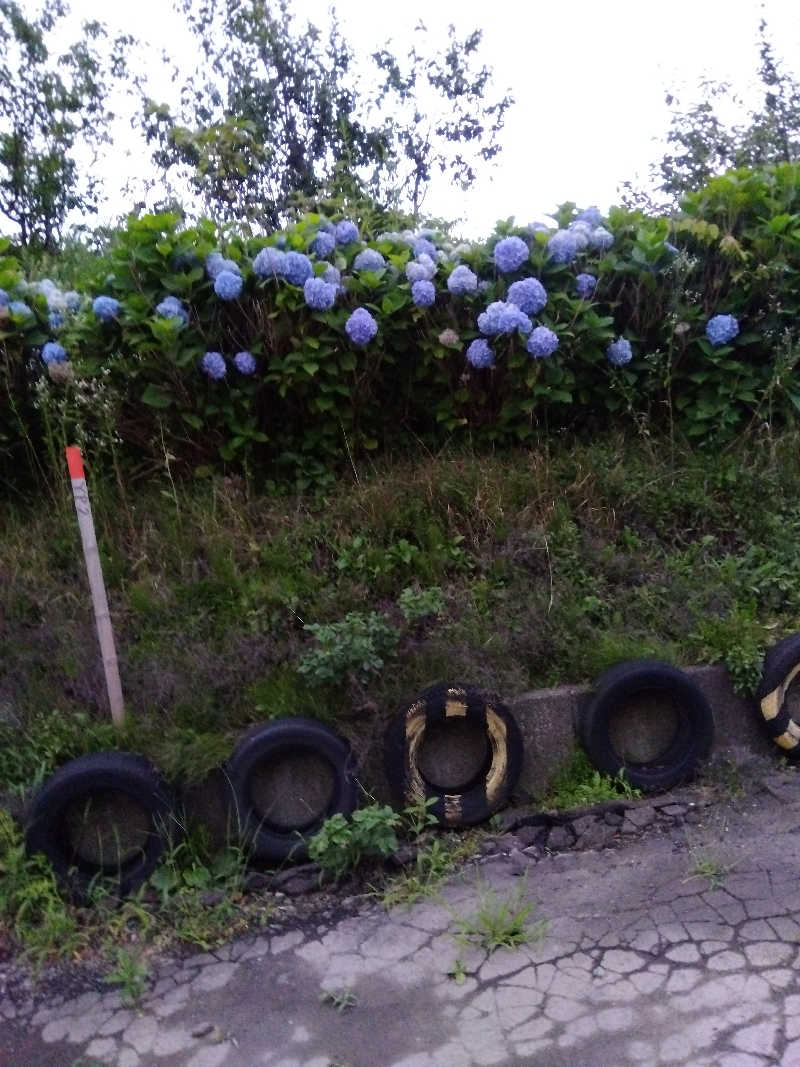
(54, 0, 800, 236)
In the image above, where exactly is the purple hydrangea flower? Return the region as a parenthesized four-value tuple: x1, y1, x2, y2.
(0, 288, 8, 307)
(406, 255, 436, 283)
(575, 274, 597, 299)
(234, 350, 256, 375)
(547, 230, 579, 265)
(447, 265, 478, 295)
(283, 252, 314, 286)
(201, 352, 227, 379)
(466, 338, 494, 368)
(322, 264, 341, 287)
(48, 311, 64, 330)
(575, 206, 604, 227)
(92, 296, 119, 321)
(335, 219, 359, 245)
(508, 277, 547, 315)
(493, 236, 529, 273)
(214, 270, 243, 300)
(206, 253, 240, 279)
(311, 231, 336, 258)
(590, 228, 614, 251)
(706, 314, 739, 347)
(607, 337, 633, 366)
(413, 237, 437, 259)
(568, 221, 592, 251)
(304, 276, 337, 310)
(353, 248, 386, 272)
(477, 300, 533, 336)
(65, 291, 81, 312)
(526, 326, 559, 358)
(345, 307, 378, 345)
(156, 295, 189, 323)
(41, 341, 67, 365)
(9, 300, 32, 317)
(253, 247, 286, 278)
(412, 280, 435, 307)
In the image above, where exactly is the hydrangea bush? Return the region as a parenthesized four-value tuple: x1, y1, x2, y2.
(3, 164, 800, 485)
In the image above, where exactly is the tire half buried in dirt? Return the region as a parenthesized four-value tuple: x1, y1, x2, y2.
(384, 683, 523, 826)
(580, 660, 714, 792)
(757, 633, 800, 757)
(25, 751, 177, 898)
(225, 718, 358, 862)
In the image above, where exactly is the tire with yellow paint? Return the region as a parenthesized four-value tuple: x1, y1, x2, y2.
(756, 634, 800, 757)
(383, 683, 523, 827)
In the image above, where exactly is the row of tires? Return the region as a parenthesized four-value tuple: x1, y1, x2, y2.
(21, 642, 800, 898)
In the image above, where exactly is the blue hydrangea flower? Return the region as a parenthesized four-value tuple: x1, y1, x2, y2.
(234, 350, 256, 375)
(493, 236, 529, 273)
(607, 337, 633, 366)
(322, 264, 341, 287)
(201, 352, 226, 380)
(0, 288, 8, 307)
(412, 280, 435, 307)
(413, 237, 437, 259)
(547, 230, 579, 265)
(477, 300, 533, 336)
(9, 300, 32, 317)
(206, 253, 240, 279)
(590, 228, 614, 251)
(92, 296, 119, 321)
(335, 219, 359, 245)
(508, 277, 547, 315)
(353, 248, 385, 272)
(575, 274, 597, 299)
(156, 295, 189, 323)
(65, 291, 81, 312)
(311, 231, 336, 258)
(48, 311, 64, 330)
(575, 206, 604, 227)
(253, 247, 286, 278)
(706, 314, 739, 347)
(283, 252, 314, 287)
(567, 221, 592, 250)
(304, 276, 337, 310)
(526, 326, 559, 358)
(41, 341, 67, 365)
(214, 270, 243, 300)
(447, 265, 478, 295)
(406, 255, 436, 283)
(345, 307, 378, 345)
(466, 338, 494, 368)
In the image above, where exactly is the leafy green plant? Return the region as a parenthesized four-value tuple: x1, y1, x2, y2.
(298, 611, 399, 685)
(398, 586, 446, 623)
(453, 882, 547, 954)
(308, 805, 401, 881)
(320, 987, 358, 1012)
(542, 748, 641, 809)
(688, 605, 766, 695)
(103, 947, 149, 1006)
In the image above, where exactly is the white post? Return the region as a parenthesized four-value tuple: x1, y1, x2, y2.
(66, 446, 126, 726)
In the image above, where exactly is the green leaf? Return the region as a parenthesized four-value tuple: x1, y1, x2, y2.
(141, 384, 173, 409)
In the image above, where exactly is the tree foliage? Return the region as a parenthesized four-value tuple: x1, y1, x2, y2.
(653, 21, 800, 205)
(142, 0, 512, 226)
(0, 1, 131, 251)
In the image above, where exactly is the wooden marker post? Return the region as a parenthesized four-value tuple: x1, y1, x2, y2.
(66, 446, 126, 726)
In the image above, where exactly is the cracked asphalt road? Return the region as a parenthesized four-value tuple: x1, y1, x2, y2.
(3, 773, 800, 1066)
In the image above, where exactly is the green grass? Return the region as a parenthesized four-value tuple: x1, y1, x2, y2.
(452, 881, 547, 953)
(542, 748, 641, 809)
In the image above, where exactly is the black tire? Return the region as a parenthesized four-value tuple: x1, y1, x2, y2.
(25, 751, 177, 898)
(756, 633, 800, 758)
(384, 683, 523, 827)
(580, 660, 714, 792)
(225, 718, 358, 862)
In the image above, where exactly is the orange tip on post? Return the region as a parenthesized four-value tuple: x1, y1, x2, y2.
(65, 446, 84, 480)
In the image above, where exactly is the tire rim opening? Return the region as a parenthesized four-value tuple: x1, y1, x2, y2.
(61, 789, 152, 871)
(607, 689, 684, 766)
(418, 719, 490, 792)
(247, 748, 336, 831)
